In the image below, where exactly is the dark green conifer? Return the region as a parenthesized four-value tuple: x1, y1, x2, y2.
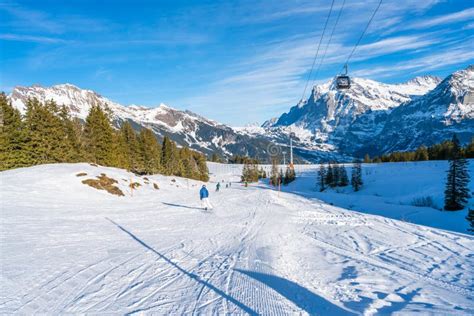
(444, 134, 470, 211)
(0, 93, 30, 170)
(139, 128, 161, 174)
(82, 104, 117, 166)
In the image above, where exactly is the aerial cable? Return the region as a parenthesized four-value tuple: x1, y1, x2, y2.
(300, 0, 336, 102)
(343, 0, 383, 69)
(312, 0, 346, 87)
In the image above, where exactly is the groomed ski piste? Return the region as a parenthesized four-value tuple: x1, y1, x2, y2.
(1, 161, 473, 315)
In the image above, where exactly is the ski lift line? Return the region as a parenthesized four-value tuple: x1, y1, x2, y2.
(312, 0, 346, 87)
(300, 0, 336, 102)
(343, 0, 383, 69)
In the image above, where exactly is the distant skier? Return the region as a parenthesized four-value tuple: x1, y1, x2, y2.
(200, 185, 213, 210)
(216, 182, 220, 192)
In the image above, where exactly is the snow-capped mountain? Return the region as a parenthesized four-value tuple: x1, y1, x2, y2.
(260, 66, 473, 158)
(8, 84, 280, 161)
(263, 75, 441, 149)
(361, 65, 474, 154)
(7, 65, 473, 162)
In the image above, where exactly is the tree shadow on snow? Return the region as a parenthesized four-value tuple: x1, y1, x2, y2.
(234, 269, 355, 315)
(162, 202, 203, 211)
(105, 217, 257, 315)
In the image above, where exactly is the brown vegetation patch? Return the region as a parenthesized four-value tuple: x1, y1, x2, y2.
(82, 174, 124, 196)
(89, 163, 98, 167)
(143, 177, 149, 181)
(153, 183, 159, 190)
(76, 172, 87, 177)
(129, 182, 141, 189)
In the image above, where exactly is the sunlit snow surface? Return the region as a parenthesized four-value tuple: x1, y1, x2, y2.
(1, 162, 473, 314)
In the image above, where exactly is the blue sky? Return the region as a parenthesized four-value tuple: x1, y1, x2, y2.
(1, 0, 473, 126)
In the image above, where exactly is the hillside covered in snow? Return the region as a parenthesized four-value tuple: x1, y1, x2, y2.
(1, 161, 473, 314)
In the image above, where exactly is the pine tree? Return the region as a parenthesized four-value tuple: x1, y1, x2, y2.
(58, 105, 83, 162)
(193, 151, 209, 181)
(118, 121, 143, 173)
(210, 153, 221, 162)
(270, 158, 279, 186)
(23, 99, 68, 164)
(241, 161, 259, 183)
(139, 128, 161, 174)
(444, 134, 470, 211)
(326, 163, 335, 187)
(465, 138, 474, 159)
(339, 165, 349, 186)
(332, 163, 341, 187)
(351, 160, 363, 191)
(364, 154, 371, 163)
(415, 145, 429, 161)
(284, 166, 295, 184)
(82, 104, 117, 166)
(284, 167, 291, 185)
(161, 136, 175, 175)
(0, 93, 30, 170)
(466, 209, 474, 233)
(178, 147, 194, 179)
(318, 164, 326, 191)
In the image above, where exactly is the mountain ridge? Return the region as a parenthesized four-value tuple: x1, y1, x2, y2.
(7, 65, 473, 162)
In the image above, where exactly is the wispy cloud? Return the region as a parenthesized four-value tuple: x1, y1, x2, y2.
(409, 7, 474, 29)
(0, 2, 112, 34)
(0, 33, 68, 43)
(352, 44, 474, 78)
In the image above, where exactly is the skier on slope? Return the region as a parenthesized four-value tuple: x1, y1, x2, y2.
(200, 185, 213, 210)
(216, 182, 220, 192)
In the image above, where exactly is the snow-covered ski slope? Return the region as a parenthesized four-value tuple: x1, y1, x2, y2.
(1, 162, 473, 315)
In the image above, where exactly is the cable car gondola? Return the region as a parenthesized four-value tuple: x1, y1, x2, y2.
(336, 64, 351, 90)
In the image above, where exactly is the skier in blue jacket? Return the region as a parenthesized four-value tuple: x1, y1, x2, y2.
(200, 185, 213, 210)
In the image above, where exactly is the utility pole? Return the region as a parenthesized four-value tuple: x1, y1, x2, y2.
(289, 132, 295, 167)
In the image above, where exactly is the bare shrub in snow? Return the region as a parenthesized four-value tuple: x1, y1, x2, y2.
(129, 182, 141, 189)
(153, 183, 159, 190)
(76, 172, 87, 177)
(82, 174, 124, 196)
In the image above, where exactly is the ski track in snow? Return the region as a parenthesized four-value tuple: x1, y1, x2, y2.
(1, 163, 473, 315)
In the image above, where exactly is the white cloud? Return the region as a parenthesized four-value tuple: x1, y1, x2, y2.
(409, 7, 474, 29)
(352, 45, 474, 78)
(0, 33, 68, 44)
